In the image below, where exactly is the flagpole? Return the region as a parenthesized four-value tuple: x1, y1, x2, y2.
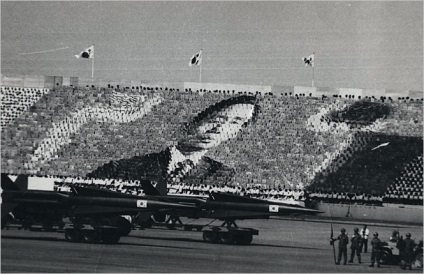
(91, 44, 95, 78)
(312, 52, 315, 87)
(200, 49, 203, 83)
(199, 62, 202, 83)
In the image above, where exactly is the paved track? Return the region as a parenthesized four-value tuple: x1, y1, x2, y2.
(1, 218, 422, 272)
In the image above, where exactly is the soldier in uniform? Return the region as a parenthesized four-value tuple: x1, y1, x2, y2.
(391, 230, 400, 242)
(331, 228, 349, 265)
(369, 232, 382, 268)
(348, 227, 363, 264)
(403, 233, 416, 270)
(396, 235, 406, 269)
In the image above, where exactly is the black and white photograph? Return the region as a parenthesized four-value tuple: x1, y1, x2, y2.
(1, 1, 423, 273)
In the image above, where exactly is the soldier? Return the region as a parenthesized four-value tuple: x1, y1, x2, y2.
(403, 233, 416, 270)
(391, 230, 400, 242)
(331, 228, 349, 265)
(396, 235, 406, 269)
(369, 232, 382, 268)
(348, 227, 363, 263)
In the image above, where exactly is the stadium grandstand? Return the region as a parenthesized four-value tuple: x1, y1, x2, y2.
(1, 74, 422, 223)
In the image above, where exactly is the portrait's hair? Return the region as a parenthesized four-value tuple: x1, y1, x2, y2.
(325, 101, 392, 127)
(184, 95, 260, 133)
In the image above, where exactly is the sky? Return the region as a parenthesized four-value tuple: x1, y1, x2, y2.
(1, 1, 423, 91)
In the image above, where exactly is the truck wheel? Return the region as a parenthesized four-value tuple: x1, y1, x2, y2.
(117, 217, 132, 237)
(379, 250, 390, 265)
(82, 231, 100, 244)
(203, 231, 219, 243)
(65, 229, 81, 242)
(1, 214, 13, 229)
(235, 232, 253, 245)
(219, 232, 235, 245)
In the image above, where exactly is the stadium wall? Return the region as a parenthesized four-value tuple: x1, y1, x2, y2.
(317, 203, 423, 224)
(184, 82, 272, 94)
(1, 74, 423, 99)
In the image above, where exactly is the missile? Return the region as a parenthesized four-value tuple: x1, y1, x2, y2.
(1, 189, 196, 217)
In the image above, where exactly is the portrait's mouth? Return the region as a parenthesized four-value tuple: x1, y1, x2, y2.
(200, 137, 213, 143)
(200, 132, 220, 142)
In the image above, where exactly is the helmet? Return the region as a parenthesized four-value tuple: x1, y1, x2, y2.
(406, 233, 411, 238)
(354, 227, 359, 232)
(373, 232, 378, 237)
(341, 228, 346, 233)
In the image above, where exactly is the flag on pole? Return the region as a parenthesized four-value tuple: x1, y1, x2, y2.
(189, 49, 202, 66)
(302, 53, 314, 67)
(75, 45, 94, 59)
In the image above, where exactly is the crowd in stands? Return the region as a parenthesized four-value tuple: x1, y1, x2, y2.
(81, 82, 424, 102)
(382, 155, 423, 206)
(24, 90, 162, 172)
(51, 176, 306, 206)
(53, 176, 148, 196)
(1, 85, 423, 208)
(1, 87, 50, 128)
(167, 182, 307, 206)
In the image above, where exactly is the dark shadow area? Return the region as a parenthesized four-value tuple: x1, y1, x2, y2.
(1, 235, 62, 242)
(2, 234, 200, 250)
(128, 234, 205, 244)
(117, 241, 201, 250)
(129, 234, 323, 250)
(250, 243, 324, 250)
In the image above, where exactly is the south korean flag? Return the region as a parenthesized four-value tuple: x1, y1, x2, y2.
(189, 49, 202, 66)
(136, 200, 148, 208)
(269, 205, 279, 213)
(302, 53, 314, 67)
(75, 45, 94, 59)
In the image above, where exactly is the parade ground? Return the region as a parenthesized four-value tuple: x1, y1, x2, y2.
(1, 218, 422, 273)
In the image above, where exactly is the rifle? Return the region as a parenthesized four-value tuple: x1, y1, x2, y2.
(330, 223, 336, 264)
